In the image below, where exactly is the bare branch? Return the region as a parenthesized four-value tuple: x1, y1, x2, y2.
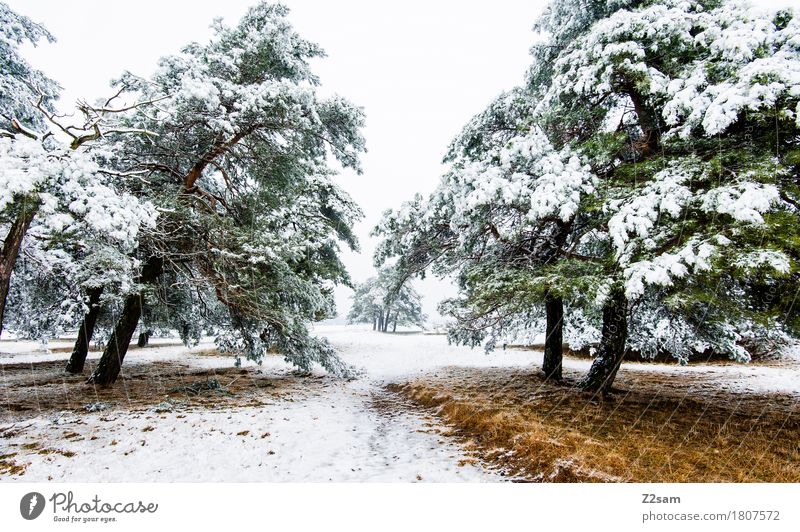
(78, 93, 171, 115)
(9, 118, 39, 140)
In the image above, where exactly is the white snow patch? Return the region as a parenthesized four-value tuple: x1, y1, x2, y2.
(2, 326, 798, 482)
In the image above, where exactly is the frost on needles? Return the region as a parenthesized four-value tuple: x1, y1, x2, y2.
(374, 0, 800, 393)
(0, 2, 365, 383)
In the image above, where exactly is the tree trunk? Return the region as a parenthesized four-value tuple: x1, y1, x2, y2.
(372, 316, 377, 331)
(579, 285, 628, 394)
(377, 311, 384, 333)
(0, 205, 38, 337)
(626, 83, 661, 153)
(65, 287, 103, 374)
(87, 293, 142, 386)
(543, 292, 563, 381)
(392, 317, 397, 333)
(137, 330, 150, 348)
(87, 257, 162, 386)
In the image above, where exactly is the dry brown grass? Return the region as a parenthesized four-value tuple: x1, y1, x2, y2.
(40, 340, 185, 355)
(0, 357, 322, 423)
(0, 451, 27, 475)
(389, 366, 800, 482)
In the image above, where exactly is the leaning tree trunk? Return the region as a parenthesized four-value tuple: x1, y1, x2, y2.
(543, 292, 563, 381)
(0, 206, 38, 337)
(86, 293, 142, 386)
(87, 257, 162, 386)
(579, 285, 628, 394)
(65, 287, 103, 374)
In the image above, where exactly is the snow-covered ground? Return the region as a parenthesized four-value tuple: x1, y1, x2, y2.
(1, 325, 798, 482)
(1, 326, 532, 482)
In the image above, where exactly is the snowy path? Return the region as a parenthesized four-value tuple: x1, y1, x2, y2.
(1, 327, 535, 482)
(2, 326, 798, 482)
(0, 382, 496, 482)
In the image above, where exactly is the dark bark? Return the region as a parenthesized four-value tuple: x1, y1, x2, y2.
(579, 285, 628, 394)
(625, 84, 661, 154)
(65, 287, 103, 374)
(372, 316, 377, 331)
(0, 205, 38, 337)
(87, 257, 162, 386)
(392, 317, 397, 333)
(137, 330, 151, 348)
(86, 293, 142, 386)
(543, 292, 563, 381)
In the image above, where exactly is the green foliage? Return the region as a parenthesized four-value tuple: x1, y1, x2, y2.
(374, 0, 800, 364)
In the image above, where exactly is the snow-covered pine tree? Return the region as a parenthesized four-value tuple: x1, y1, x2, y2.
(0, 2, 59, 336)
(1, 3, 157, 353)
(81, 2, 366, 384)
(0, 2, 59, 134)
(375, 126, 597, 380)
(376, 0, 800, 392)
(347, 269, 425, 332)
(538, 0, 800, 392)
(371, 1, 662, 381)
(348, 277, 384, 331)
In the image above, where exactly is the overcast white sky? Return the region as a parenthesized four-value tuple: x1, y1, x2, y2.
(6, 0, 792, 321)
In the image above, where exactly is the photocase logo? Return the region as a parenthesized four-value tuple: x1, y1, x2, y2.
(17, 490, 159, 522)
(20, 492, 45, 520)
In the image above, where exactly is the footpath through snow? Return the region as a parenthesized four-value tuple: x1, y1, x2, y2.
(1, 326, 798, 481)
(1, 326, 531, 481)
